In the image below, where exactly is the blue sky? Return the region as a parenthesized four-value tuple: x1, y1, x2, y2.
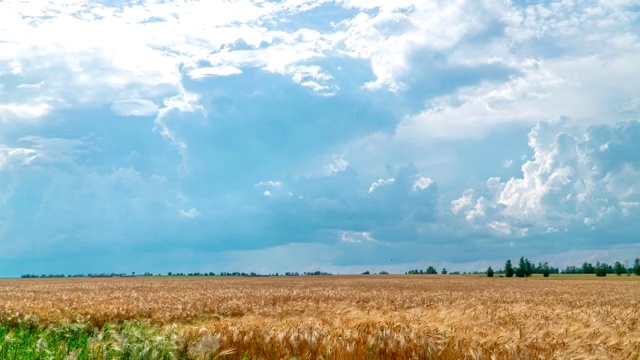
(1, 0, 639, 276)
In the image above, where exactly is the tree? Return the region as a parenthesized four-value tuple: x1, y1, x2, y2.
(614, 261, 626, 276)
(515, 257, 530, 278)
(595, 263, 607, 277)
(581, 262, 595, 274)
(426, 266, 437, 274)
(633, 258, 640, 276)
(505, 260, 514, 278)
(441, 268, 448, 275)
(542, 263, 550, 277)
(487, 266, 494, 278)
(524, 258, 533, 277)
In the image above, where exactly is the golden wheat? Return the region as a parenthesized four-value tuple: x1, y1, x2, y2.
(1, 275, 639, 359)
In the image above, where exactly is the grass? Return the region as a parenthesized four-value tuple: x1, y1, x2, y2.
(1, 275, 639, 359)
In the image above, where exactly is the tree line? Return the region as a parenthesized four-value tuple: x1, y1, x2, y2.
(486, 257, 640, 278)
(19, 257, 640, 279)
(19, 271, 335, 278)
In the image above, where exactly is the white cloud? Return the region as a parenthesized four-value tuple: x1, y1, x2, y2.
(110, 99, 159, 117)
(452, 120, 640, 238)
(451, 189, 474, 216)
(0, 103, 51, 120)
(333, 1, 512, 91)
(255, 180, 294, 198)
(188, 66, 243, 80)
(388, 1, 640, 140)
(180, 208, 200, 218)
(16, 81, 44, 89)
(0, 0, 344, 128)
(152, 86, 202, 174)
(255, 180, 282, 188)
(339, 230, 375, 243)
(326, 155, 349, 174)
(288, 65, 337, 95)
(368, 177, 395, 193)
(0, 147, 38, 170)
(412, 175, 433, 191)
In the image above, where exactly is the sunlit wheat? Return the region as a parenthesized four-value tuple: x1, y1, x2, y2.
(0, 275, 639, 359)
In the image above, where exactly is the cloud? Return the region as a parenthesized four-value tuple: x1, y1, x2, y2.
(188, 66, 243, 79)
(452, 120, 640, 244)
(0, 147, 38, 169)
(0, 103, 51, 120)
(180, 208, 201, 218)
(339, 231, 375, 243)
(412, 175, 433, 191)
(110, 99, 159, 117)
(254, 180, 282, 188)
(16, 81, 44, 89)
(368, 177, 395, 193)
(153, 86, 203, 174)
(326, 156, 349, 174)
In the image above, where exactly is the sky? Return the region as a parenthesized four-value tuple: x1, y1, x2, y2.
(1, 0, 639, 276)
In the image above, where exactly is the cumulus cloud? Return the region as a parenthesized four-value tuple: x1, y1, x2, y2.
(452, 120, 640, 243)
(412, 176, 433, 191)
(110, 99, 159, 117)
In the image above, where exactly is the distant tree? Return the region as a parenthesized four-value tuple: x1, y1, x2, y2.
(426, 266, 437, 274)
(581, 262, 595, 274)
(524, 258, 533, 277)
(633, 258, 640, 276)
(614, 261, 626, 276)
(486, 266, 494, 278)
(361, 270, 370, 275)
(595, 263, 607, 277)
(515, 257, 528, 278)
(441, 268, 448, 275)
(505, 260, 514, 278)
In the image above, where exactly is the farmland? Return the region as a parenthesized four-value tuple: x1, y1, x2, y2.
(0, 275, 639, 359)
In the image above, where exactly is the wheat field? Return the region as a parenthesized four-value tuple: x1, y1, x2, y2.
(1, 275, 639, 359)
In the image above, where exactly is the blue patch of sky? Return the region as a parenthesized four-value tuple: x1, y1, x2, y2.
(268, 2, 362, 33)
